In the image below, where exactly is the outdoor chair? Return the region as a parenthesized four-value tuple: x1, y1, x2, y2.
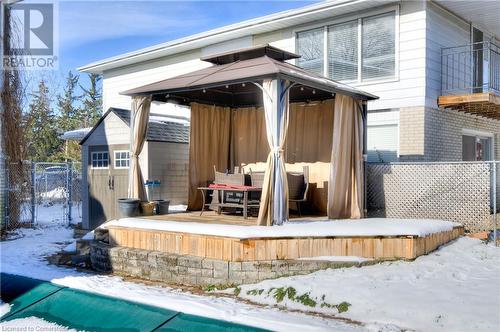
(287, 166, 309, 217)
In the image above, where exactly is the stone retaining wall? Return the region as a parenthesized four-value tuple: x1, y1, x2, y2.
(90, 241, 366, 286)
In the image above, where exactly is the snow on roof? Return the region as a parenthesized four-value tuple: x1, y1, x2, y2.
(60, 127, 92, 141)
(104, 218, 460, 239)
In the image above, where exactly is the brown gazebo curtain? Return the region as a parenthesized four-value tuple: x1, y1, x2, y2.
(187, 102, 231, 210)
(128, 95, 151, 201)
(327, 94, 364, 219)
(230, 106, 269, 167)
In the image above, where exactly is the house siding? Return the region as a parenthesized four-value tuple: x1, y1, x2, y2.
(147, 142, 189, 204)
(425, 1, 471, 109)
(98, 1, 498, 164)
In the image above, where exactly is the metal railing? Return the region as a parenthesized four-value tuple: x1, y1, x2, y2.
(441, 41, 500, 95)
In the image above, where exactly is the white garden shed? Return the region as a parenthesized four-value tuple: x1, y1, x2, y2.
(79, 107, 189, 230)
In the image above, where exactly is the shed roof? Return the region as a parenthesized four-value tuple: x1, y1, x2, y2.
(121, 46, 378, 104)
(80, 108, 189, 145)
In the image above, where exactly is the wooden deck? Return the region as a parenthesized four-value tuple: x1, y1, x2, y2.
(107, 212, 464, 262)
(144, 211, 327, 226)
(438, 92, 500, 119)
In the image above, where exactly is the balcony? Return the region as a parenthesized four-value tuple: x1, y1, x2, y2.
(438, 41, 500, 119)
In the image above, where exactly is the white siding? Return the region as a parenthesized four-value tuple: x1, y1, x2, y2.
(251, 2, 428, 111)
(103, 50, 211, 112)
(425, 2, 471, 108)
(83, 112, 130, 146)
(147, 142, 189, 204)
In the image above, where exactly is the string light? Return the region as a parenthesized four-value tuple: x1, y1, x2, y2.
(312, 89, 316, 94)
(202, 89, 206, 93)
(242, 83, 246, 87)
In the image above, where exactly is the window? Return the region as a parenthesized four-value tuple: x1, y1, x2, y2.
(114, 150, 130, 169)
(297, 10, 396, 82)
(296, 28, 324, 75)
(328, 20, 358, 81)
(367, 124, 399, 162)
(362, 12, 395, 80)
(91, 152, 109, 169)
(462, 135, 492, 161)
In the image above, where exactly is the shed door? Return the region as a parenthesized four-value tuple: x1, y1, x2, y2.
(88, 146, 113, 229)
(88, 145, 130, 229)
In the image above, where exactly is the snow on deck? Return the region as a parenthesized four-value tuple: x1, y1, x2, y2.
(105, 218, 460, 239)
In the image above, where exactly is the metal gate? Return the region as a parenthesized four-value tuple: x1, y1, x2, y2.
(3, 161, 82, 229)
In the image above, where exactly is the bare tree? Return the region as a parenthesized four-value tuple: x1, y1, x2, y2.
(1, 1, 28, 230)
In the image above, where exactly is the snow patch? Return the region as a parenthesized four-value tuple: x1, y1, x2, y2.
(0, 317, 75, 331)
(298, 256, 372, 263)
(104, 218, 459, 239)
(237, 237, 500, 332)
(0, 302, 11, 317)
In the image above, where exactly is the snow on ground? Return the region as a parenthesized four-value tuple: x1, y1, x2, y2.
(1, 317, 75, 331)
(2, 221, 498, 332)
(0, 301, 11, 317)
(298, 256, 372, 263)
(105, 218, 459, 239)
(0, 224, 369, 331)
(235, 237, 500, 332)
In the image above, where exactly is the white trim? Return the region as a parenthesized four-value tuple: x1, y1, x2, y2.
(114, 150, 130, 169)
(91, 151, 109, 169)
(462, 128, 494, 138)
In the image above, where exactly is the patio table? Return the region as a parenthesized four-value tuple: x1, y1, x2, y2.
(198, 186, 262, 219)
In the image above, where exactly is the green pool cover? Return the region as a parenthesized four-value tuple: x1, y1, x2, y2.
(0, 273, 267, 332)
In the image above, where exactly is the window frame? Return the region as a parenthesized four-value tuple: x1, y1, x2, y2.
(91, 151, 109, 169)
(114, 150, 130, 169)
(293, 5, 399, 86)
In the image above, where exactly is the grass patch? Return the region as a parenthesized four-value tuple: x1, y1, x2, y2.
(234, 286, 241, 296)
(295, 293, 317, 307)
(246, 289, 264, 296)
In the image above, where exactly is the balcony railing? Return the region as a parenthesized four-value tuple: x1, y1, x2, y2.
(441, 41, 500, 95)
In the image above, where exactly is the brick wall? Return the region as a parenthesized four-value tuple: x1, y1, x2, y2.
(399, 107, 500, 161)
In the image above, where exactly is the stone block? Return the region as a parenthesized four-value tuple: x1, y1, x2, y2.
(256, 261, 273, 271)
(186, 267, 202, 277)
(127, 249, 148, 260)
(258, 271, 277, 280)
(241, 261, 259, 271)
(178, 255, 203, 268)
(201, 269, 214, 277)
(177, 266, 188, 274)
(157, 254, 178, 266)
(271, 260, 289, 272)
(213, 268, 229, 279)
(212, 260, 229, 271)
(229, 262, 242, 271)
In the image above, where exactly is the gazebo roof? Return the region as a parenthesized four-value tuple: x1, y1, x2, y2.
(121, 45, 378, 106)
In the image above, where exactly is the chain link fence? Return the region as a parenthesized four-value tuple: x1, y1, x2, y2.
(367, 161, 499, 234)
(2, 161, 82, 230)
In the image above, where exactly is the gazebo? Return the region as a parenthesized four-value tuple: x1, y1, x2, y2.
(121, 45, 378, 226)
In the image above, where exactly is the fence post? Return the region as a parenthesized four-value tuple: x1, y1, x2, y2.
(493, 162, 497, 246)
(67, 162, 72, 225)
(31, 162, 36, 226)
